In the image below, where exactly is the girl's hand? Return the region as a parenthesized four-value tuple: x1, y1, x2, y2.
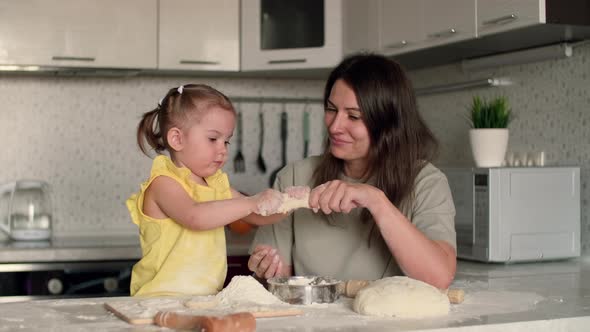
(309, 180, 382, 214)
(248, 244, 285, 279)
(252, 189, 284, 216)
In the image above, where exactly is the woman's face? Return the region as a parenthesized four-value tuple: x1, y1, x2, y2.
(325, 79, 371, 170)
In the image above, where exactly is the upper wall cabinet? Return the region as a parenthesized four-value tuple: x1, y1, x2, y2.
(158, 0, 239, 71)
(0, 0, 157, 69)
(421, 0, 476, 48)
(378, 0, 423, 55)
(378, 0, 476, 56)
(241, 0, 376, 71)
(477, 0, 544, 37)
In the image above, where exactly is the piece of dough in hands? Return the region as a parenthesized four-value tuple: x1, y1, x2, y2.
(277, 192, 310, 213)
(258, 193, 310, 216)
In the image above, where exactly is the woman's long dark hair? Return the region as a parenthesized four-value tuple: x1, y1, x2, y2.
(313, 53, 439, 220)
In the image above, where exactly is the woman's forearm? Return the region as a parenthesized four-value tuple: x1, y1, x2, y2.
(368, 193, 456, 289)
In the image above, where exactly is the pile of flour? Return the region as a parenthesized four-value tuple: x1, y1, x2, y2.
(216, 276, 283, 305)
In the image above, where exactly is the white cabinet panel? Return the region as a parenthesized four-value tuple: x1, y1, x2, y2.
(477, 0, 544, 37)
(378, 0, 423, 55)
(0, 0, 157, 69)
(421, 0, 476, 48)
(158, 0, 239, 71)
(377, 0, 475, 55)
(241, 0, 344, 71)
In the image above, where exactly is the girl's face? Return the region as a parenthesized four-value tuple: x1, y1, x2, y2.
(325, 79, 371, 173)
(176, 107, 235, 180)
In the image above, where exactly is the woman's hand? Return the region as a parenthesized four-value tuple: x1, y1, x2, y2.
(251, 189, 283, 216)
(248, 244, 286, 279)
(309, 180, 385, 214)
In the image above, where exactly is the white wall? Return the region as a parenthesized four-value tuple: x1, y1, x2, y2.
(1, 42, 589, 255)
(0, 75, 325, 238)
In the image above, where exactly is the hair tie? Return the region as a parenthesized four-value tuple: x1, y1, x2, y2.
(177, 85, 184, 94)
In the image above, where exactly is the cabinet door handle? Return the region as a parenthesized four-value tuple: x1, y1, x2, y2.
(268, 58, 307, 65)
(52, 56, 95, 62)
(427, 28, 457, 39)
(179, 60, 220, 65)
(482, 14, 518, 26)
(384, 40, 409, 49)
(228, 263, 244, 268)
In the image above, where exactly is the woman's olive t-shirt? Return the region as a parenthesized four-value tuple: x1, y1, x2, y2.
(250, 156, 456, 281)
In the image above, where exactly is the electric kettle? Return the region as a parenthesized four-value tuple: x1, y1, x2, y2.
(0, 180, 52, 241)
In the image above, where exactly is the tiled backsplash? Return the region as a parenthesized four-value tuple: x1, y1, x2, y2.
(0, 76, 325, 239)
(1, 42, 589, 254)
(411, 42, 590, 254)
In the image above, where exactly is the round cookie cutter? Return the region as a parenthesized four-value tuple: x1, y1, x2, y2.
(267, 276, 342, 305)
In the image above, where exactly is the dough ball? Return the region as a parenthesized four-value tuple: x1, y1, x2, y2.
(352, 276, 450, 318)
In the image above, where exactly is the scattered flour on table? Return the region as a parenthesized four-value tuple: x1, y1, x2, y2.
(216, 275, 283, 305)
(453, 290, 544, 316)
(2, 318, 24, 322)
(139, 298, 185, 310)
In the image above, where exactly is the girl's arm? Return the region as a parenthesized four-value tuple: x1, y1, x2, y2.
(230, 188, 289, 225)
(143, 176, 282, 231)
(309, 180, 456, 289)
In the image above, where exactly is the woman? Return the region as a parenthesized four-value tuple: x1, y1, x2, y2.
(248, 53, 456, 289)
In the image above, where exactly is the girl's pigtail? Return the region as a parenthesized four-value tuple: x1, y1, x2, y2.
(137, 107, 165, 156)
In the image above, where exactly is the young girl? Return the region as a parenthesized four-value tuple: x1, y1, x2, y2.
(127, 84, 286, 297)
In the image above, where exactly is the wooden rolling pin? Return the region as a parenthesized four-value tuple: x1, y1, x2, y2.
(154, 311, 255, 332)
(338, 280, 465, 304)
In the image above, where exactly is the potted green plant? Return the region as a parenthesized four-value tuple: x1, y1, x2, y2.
(467, 96, 512, 167)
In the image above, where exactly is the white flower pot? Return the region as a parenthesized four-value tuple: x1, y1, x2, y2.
(469, 128, 509, 168)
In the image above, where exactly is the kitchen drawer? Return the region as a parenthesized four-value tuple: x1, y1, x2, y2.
(226, 255, 251, 287)
(0, 260, 136, 303)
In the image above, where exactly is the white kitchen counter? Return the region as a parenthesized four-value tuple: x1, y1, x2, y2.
(0, 231, 253, 266)
(1, 258, 589, 331)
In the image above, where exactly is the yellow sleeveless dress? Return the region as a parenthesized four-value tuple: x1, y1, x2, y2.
(126, 155, 231, 297)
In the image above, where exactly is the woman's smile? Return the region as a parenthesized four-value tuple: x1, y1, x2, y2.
(329, 135, 352, 146)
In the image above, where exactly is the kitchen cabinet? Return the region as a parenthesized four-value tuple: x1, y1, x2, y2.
(378, 0, 476, 56)
(477, 0, 544, 37)
(384, 0, 590, 70)
(0, 0, 157, 69)
(421, 0, 476, 48)
(241, 0, 376, 71)
(158, 0, 239, 71)
(378, 0, 423, 55)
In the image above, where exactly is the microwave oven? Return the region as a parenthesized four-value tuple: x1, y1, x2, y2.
(442, 167, 580, 263)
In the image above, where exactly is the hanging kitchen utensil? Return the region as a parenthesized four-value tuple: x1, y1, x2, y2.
(269, 107, 288, 186)
(233, 108, 245, 173)
(302, 102, 310, 158)
(256, 103, 267, 173)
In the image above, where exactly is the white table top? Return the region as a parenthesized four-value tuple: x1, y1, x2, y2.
(1, 258, 589, 331)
